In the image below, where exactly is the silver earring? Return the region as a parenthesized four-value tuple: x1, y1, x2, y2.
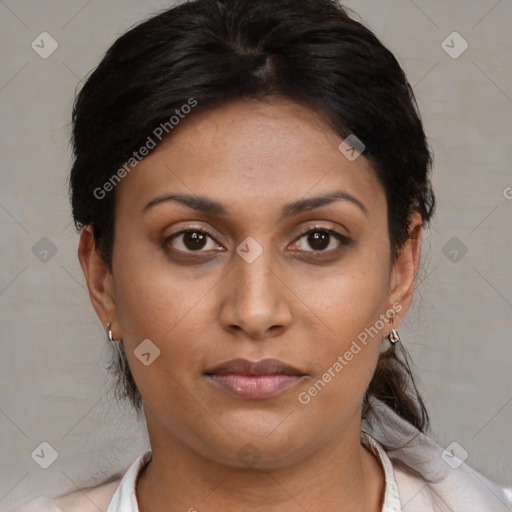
(389, 328, 400, 345)
(107, 322, 126, 370)
(107, 322, 121, 343)
(388, 318, 400, 346)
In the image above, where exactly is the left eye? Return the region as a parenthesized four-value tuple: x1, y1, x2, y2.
(293, 228, 348, 252)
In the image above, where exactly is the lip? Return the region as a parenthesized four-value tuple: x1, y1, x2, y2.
(204, 358, 307, 400)
(207, 374, 305, 399)
(205, 357, 305, 376)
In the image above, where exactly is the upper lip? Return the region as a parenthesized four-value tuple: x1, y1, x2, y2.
(205, 358, 306, 376)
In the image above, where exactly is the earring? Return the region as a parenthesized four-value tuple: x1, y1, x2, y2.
(107, 322, 126, 370)
(388, 317, 400, 346)
(107, 322, 121, 343)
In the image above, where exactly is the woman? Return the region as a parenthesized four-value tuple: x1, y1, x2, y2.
(14, 0, 512, 511)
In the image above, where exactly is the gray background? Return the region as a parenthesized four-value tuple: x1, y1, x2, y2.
(1, 0, 511, 509)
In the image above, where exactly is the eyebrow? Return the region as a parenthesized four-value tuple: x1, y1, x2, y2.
(142, 190, 368, 218)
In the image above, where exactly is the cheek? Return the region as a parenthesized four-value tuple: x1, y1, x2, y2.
(297, 251, 392, 399)
(112, 234, 201, 334)
(111, 245, 219, 382)
(306, 246, 392, 342)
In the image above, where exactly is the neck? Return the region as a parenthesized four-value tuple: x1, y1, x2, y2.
(136, 411, 385, 512)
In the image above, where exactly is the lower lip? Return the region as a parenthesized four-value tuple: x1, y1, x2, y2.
(206, 374, 304, 399)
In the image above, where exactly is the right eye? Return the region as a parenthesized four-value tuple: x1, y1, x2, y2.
(164, 229, 224, 254)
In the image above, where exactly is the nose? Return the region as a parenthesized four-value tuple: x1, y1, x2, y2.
(218, 243, 293, 341)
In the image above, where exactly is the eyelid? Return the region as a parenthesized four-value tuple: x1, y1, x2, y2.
(295, 223, 349, 240)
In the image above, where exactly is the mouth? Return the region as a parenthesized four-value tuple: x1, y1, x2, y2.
(204, 358, 307, 400)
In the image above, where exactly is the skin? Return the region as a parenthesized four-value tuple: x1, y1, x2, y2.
(78, 98, 422, 512)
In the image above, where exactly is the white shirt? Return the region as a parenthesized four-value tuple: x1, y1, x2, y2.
(11, 398, 512, 512)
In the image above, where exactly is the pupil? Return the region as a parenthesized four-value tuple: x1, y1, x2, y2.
(309, 231, 329, 250)
(184, 231, 206, 250)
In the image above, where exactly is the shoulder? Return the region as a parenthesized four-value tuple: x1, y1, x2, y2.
(387, 434, 512, 511)
(392, 461, 512, 512)
(10, 478, 122, 512)
(10, 450, 151, 512)
(365, 397, 512, 511)
(392, 463, 437, 511)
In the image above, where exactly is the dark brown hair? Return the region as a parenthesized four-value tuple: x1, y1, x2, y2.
(70, 0, 435, 436)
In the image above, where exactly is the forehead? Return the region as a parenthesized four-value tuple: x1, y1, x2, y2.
(115, 98, 384, 219)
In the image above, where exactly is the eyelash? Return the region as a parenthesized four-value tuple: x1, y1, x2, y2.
(164, 224, 351, 257)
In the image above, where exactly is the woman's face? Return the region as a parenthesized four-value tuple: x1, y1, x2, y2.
(80, 98, 421, 468)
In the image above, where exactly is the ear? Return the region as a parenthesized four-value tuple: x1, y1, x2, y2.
(386, 211, 423, 332)
(77, 225, 119, 337)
